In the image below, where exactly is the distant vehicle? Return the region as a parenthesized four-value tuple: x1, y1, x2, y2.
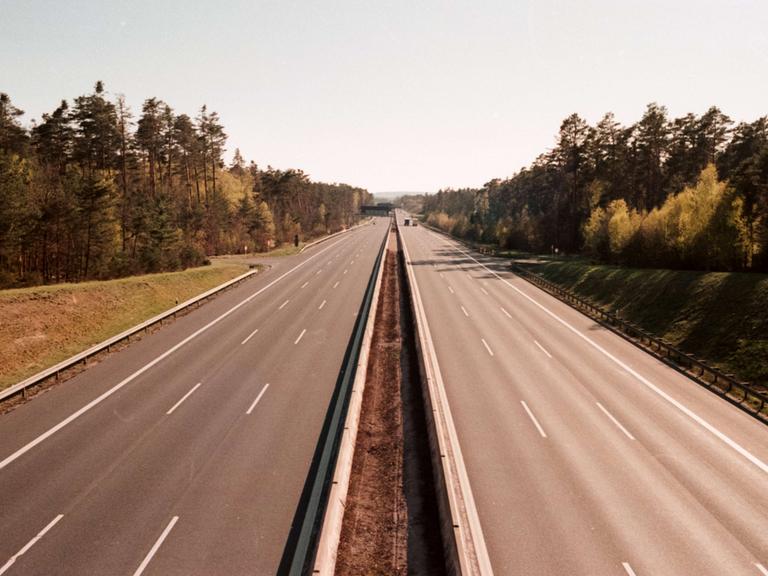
(404, 219, 411, 226)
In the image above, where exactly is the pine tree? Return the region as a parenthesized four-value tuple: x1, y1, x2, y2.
(0, 93, 28, 154)
(71, 81, 120, 177)
(230, 148, 246, 176)
(633, 102, 669, 210)
(136, 98, 164, 198)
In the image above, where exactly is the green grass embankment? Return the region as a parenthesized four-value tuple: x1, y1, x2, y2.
(0, 263, 251, 391)
(516, 259, 768, 389)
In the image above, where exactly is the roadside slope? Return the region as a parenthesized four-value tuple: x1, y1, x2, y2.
(0, 263, 249, 390)
(516, 259, 768, 389)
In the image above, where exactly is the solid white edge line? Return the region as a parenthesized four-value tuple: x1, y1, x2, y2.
(278, 299, 290, 310)
(294, 328, 307, 345)
(460, 305, 470, 317)
(596, 402, 636, 441)
(166, 382, 202, 415)
(318, 299, 327, 310)
(756, 563, 768, 576)
(246, 384, 270, 415)
(0, 236, 349, 472)
(435, 231, 768, 476)
(132, 516, 179, 576)
(314, 225, 389, 575)
(534, 340, 553, 358)
(401, 224, 494, 575)
(0, 514, 64, 575)
(622, 562, 638, 576)
(240, 327, 259, 345)
(481, 338, 494, 357)
(521, 400, 547, 438)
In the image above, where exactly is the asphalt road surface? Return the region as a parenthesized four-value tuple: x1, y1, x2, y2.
(0, 219, 388, 576)
(398, 213, 768, 576)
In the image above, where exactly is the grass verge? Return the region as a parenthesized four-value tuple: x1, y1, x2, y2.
(0, 263, 250, 391)
(516, 258, 768, 390)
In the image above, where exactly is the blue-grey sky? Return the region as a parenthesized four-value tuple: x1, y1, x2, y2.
(2, 0, 767, 192)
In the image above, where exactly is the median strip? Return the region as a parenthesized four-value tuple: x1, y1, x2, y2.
(280, 224, 389, 575)
(399, 217, 494, 575)
(334, 226, 444, 575)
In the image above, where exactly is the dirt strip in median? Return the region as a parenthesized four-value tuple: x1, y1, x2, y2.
(336, 229, 445, 575)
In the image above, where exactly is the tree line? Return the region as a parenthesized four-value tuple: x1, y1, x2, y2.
(0, 83, 370, 288)
(424, 104, 768, 271)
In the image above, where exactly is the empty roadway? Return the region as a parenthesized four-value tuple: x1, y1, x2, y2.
(0, 218, 388, 575)
(398, 213, 768, 576)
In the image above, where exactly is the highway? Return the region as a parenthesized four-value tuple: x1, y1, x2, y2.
(398, 212, 768, 576)
(0, 219, 389, 576)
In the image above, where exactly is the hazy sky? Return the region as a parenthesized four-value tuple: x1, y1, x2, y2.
(2, 0, 767, 192)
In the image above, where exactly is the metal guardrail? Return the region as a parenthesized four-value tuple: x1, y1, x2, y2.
(279, 226, 389, 576)
(312, 223, 390, 574)
(298, 219, 371, 254)
(510, 263, 768, 422)
(1, 223, 375, 404)
(0, 269, 258, 404)
(398, 213, 494, 576)
(420, 221, 768, 423)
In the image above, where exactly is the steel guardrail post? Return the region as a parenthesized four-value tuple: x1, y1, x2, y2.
(0, 269, 259, 404)
(398, 212, 494, 575)
(510, 263, 768, 422)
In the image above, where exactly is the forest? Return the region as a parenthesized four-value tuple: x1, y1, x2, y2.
(424, 104, 768, 272)
(0, 83, 371, 288)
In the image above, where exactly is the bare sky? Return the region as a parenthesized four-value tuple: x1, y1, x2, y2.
(2, 0, 767, 192)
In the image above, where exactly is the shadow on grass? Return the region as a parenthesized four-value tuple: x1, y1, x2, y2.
(520, 259, 768, 390)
